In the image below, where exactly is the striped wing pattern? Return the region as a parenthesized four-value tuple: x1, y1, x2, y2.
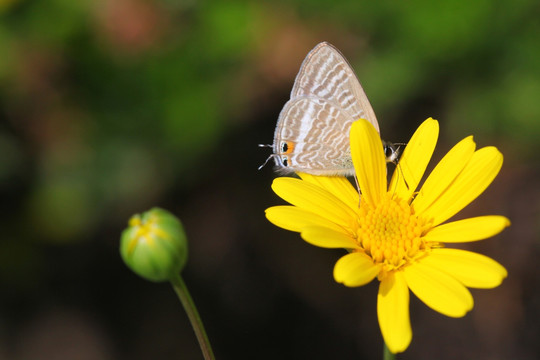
(273, 42, 378, 176)
(274, 97, 354, 175)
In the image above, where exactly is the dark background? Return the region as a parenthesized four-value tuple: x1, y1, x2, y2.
(0, 0, 538, 359)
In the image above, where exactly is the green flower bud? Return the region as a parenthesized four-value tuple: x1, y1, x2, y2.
(120, 208, 188, 282)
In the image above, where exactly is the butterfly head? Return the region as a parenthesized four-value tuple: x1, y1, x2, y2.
(383, 141, 403, 164)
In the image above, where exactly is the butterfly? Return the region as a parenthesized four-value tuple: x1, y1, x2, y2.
(260, 42, 398, 176)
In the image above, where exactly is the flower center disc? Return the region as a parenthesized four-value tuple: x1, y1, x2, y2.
(357, 194, 430, 271)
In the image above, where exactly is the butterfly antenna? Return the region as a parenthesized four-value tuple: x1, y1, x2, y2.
(388, 146, 411, 199)
(395, 145, 412, 192)
(387, 163, 400, 199)
(258, 143, 275, 170)
(353, 174, 363, 208)
(390, 163, 402, 199)
(258, 154, 277, 170)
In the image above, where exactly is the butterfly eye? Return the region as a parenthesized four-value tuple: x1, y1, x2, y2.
(281, 155, 289, 167)
(280, 141, 288, 153)
(383, 143, 401, 163)
(384, 145, 394, 159)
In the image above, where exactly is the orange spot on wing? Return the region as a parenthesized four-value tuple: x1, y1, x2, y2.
(284, 141, 295, 154)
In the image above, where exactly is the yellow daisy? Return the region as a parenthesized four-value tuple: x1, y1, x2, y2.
(265, 118, 509, 353)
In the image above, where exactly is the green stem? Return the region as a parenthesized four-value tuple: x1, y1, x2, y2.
(383, 342, 396, 360)
(170, 274, 216, 360)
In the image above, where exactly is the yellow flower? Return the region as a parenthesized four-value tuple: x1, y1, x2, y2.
(265, 118, 509, 353)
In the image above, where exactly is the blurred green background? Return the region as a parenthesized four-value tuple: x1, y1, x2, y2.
(0, 0, 538, 359)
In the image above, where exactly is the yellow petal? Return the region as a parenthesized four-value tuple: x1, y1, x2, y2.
(389, 118, 439, 201)
(422, 248, 507, 288)
(333, 252, 380, 287)
(265, 206, 349, 234)
(377, 271, 412, 354)
(419, 146, 503, 226)
(350, 119, 386, 207)
(425, 216, 510, 243)
(403, 261, 473, 318)
(271, 177, 357, 229)
(301, 226, 360, 249)
(298, 172, 359, 212)
(412, 136, 476, 215)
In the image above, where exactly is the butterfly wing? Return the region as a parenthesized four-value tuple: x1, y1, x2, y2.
(291, 42, 379, 132)
(272, 42, 378, 175)
(273, 96, 356, 176)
